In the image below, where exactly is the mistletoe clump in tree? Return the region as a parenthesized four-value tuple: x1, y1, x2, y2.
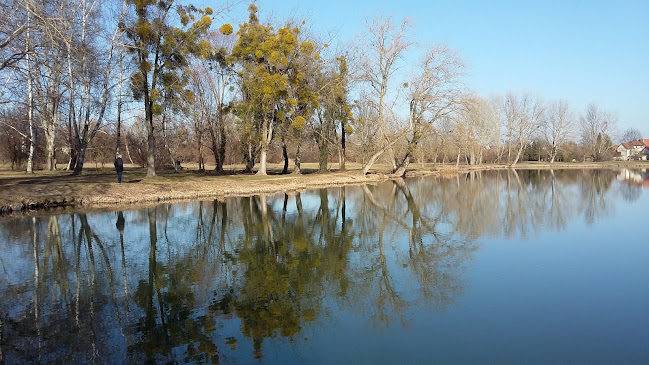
(227, 4, 319, 175)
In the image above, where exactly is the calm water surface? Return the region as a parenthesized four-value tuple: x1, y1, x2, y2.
(1, 169, 648, 364)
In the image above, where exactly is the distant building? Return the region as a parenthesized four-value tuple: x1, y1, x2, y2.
(614, 139, 649, 160)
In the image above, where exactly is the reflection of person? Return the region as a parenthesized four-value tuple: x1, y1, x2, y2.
(114, 153, 124, 183)
(116, 211, 125, 235)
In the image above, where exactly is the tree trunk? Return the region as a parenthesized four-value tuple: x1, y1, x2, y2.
(549, 144, 557, 163)
(361, 127, 411, 174)
(73, 144, 87, 175)
(197, 136, 204, 170)
(27, 78, 35, 173)
(44, 125, 56, 171)
(340, 120, 346, 171)
(281, 138, 289, 174)
(124, 136, 134, 164)
(318, 138, 328, 172)
(393, 156, 409, 177)
(26, 15, 34, 174)
(256, 116, 272, 176)
(507, 140, 512, 164)
(145, 105, 156, 177)
(258, 147, 267, 175)
(394, 127, 421, 177)
(244, 142, 255, 173)
(388, 146, 397, 171)
(115, 53, 123, 155)
(216, 115, 226, 173)
(292, 141, 302, 174)
(209, 120, 220, 172)
(362, 150, 383, 175)
(510, 143, 525, 166)
(146, 119, 156, 176)
(143, 67, 156, 177)
(72, 140, 89, 175)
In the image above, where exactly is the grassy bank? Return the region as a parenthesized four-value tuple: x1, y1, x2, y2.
(1, 160, 647, 218)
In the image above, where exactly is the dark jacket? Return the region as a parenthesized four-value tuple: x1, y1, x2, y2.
(114, 157, 124, 173)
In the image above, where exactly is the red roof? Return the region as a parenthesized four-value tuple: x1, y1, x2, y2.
(620, 139, 649, 149)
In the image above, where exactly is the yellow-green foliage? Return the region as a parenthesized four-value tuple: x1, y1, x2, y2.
(192, 15, 212, 31)
(124, 0, 213, 118)
(229, 4, 324, 147)
(150, 88, 160, 101)
(196, 39, 212, 59)
(151, 103, 163, 115)
(219, 23, 233, 35)
(291, 116, 306, 130)
(300, 41, 314, 55)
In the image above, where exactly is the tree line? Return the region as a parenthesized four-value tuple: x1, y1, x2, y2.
(0, 0, 635, 176)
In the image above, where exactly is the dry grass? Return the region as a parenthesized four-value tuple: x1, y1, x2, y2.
(0, 162, 415, 216)
(1, 160, 646, 217)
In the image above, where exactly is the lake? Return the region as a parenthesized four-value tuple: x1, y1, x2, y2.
(1, 168, 648, 364)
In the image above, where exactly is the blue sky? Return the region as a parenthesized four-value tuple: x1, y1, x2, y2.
(214, 0, 648, 139)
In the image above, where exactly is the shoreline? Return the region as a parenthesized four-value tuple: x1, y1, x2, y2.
(1, 161, 647, 219)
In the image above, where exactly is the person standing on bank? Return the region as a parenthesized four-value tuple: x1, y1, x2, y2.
(114, 153, 124, 183)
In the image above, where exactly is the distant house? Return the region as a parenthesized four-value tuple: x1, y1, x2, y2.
(640, 138, 649, 160)
(615, 139, 649, 160)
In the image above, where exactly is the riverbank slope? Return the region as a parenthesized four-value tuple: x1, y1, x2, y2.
(1, 161, 647, 217)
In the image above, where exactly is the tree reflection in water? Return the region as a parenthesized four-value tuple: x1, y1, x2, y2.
(0, 168, 637, 362)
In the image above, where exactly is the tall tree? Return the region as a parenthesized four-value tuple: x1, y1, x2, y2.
(66, 0, 126, 175)
(313, 55, 354, 172)
(580, 102, 616, 161)
(280, 38, 319, 174)
(503, 92, 543, 166)
(122, 0, 213, 177)
(24, 1, 35, 173)
(542, 99, 575, 163)
(198, 27, 237, 173)
(27, 0, 67, 171)
(358, 15, 413, 175)
(393, 45, 464, 176)
(456, 95, 499, 165)
(229, 5, 316, 175)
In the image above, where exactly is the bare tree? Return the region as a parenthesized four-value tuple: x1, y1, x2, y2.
(503, 92, 543, 166)
(0, 1, 29, 71)
(358, 15, 414, 175)
(188, 29, 236, 173)
(25, 2, 35, 173)
(620, 127, 642, 143)
(455, 95, 500, 165)
(393, 45, 464, 176)
(580, 102, 617, 161)
(25, 0, 67, 171)
(66, 0, 125, 175)
(542, 99, 575, 163)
